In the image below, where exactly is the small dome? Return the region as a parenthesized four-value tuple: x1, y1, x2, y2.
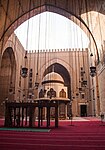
(42, 72, 64, 84)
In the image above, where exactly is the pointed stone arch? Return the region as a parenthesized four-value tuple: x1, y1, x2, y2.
(0, 1, 100, 60)
(40, 59, 73, 99)
(0, 47, 16, 116)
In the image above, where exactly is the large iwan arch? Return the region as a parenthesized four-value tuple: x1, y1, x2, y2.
(1, 0, 105, 60)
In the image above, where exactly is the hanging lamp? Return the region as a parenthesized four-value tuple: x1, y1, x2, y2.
(82, 80, 87, 86)
(21, 67, 28, 78)
(21, 51, 28, 78)
(89, 53, 96, 77)
(90, 66, 96, 77)
(89, 54, 96, 78)
(35, 73, 39, 89)
(89, 55, 96, 78)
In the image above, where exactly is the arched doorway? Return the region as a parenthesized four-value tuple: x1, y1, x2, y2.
(42, 63, 71, 118)
(0, 47, 16, 116)
(43, 63, 71, 99)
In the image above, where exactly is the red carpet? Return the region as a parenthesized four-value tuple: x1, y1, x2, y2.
(0, 118, 105, 150)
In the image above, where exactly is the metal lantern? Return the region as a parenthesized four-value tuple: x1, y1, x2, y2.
(35, 82, 39, 89)
(35, 72, 39, 89)
(21, 67, 28, 78)
(79, 87, 82, 92)
(82, 80, 87, 87)
(21, 51, 28, 78)
(90, 66, 96, 77)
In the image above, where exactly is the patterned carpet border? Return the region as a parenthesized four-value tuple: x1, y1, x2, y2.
(0, 127, 51, 132)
